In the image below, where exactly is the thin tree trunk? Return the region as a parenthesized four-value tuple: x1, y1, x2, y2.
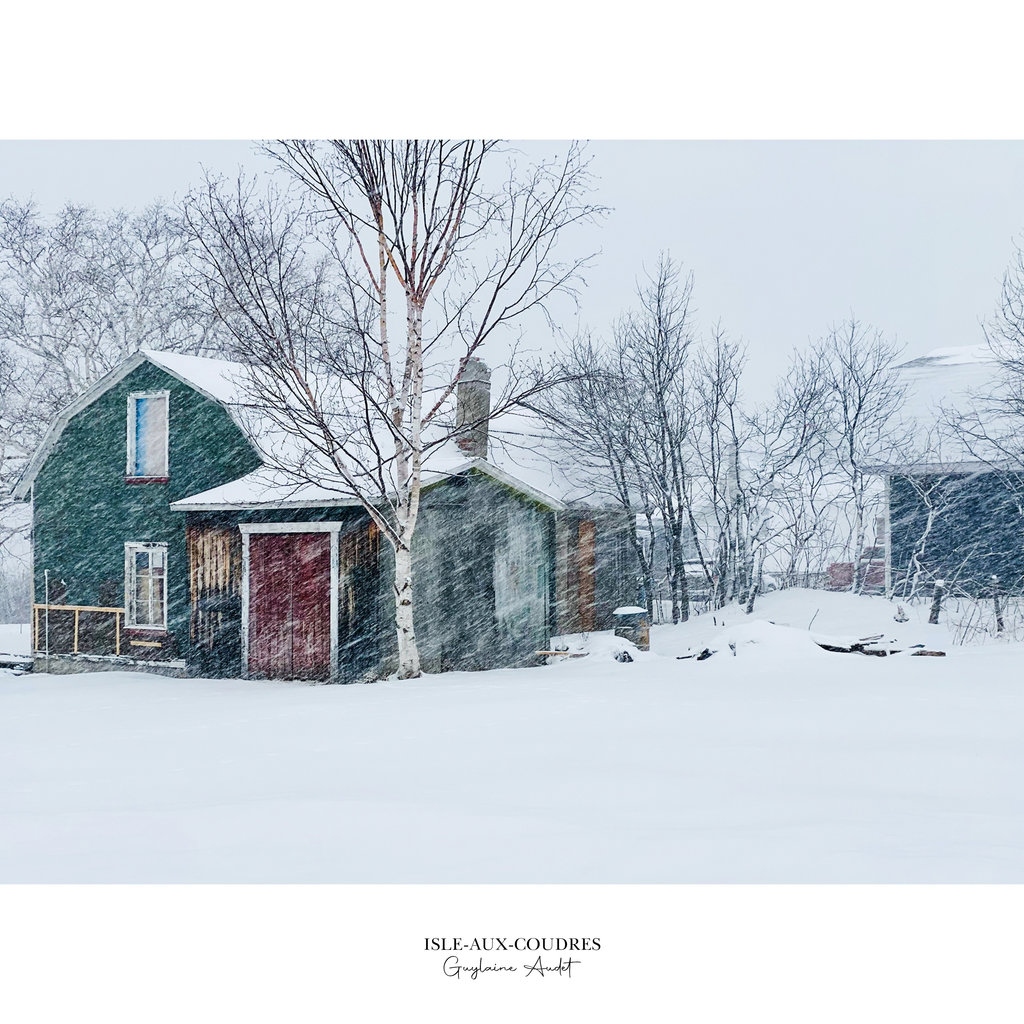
(851, 507, 867, 595)
(394, 540, 420, 678)
(391, 294, 426, 678)
(669, 528, 689, 622)
(744, 577, 759, 615)
(626, 516, 656, 618)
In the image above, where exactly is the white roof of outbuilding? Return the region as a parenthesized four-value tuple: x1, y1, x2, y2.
(889, 343, 1010, 473)
(169, 456, 574, 512)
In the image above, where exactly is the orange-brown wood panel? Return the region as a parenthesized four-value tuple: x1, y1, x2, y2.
(578, 519, 596, 633)
(188, 524, 242, 650)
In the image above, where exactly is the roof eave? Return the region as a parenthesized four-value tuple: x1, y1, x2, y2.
(170, 496, 364, 512)
(12, 351, 153, 499)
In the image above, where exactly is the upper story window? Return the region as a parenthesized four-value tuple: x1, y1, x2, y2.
(127, 391, 169, 480)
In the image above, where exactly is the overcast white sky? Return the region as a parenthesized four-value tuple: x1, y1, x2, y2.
(3, 139, 1024, 398)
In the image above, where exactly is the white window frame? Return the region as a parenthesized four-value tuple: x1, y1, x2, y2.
(125, 542, 169, 630)
(126, 390, 170, 479)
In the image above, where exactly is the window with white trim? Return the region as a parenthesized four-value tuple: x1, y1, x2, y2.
(125, 543, 167, 629)
(127, 391, 169, 478)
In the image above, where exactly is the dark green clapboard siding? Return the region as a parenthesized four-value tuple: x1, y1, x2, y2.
(32, 361, 263, 660)
(889, 472, 1024, 595)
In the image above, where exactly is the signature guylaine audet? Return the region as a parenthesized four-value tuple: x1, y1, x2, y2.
(425, 937, 601, 980)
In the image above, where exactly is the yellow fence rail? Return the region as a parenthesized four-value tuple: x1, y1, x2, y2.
(32, 604, 125, 656)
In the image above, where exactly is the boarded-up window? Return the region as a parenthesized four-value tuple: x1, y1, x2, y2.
(339, 521, 380, 636)
(188, 525, 242, 651)
(127, 392, 169, 477)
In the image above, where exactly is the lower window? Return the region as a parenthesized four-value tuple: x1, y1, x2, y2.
(125, 543, 167, 629)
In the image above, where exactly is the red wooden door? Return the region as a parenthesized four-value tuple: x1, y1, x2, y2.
(249, 532, 331, 679)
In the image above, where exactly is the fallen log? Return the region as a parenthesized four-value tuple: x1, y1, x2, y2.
(815, 637, 945, 657)
(677, 647, 716, 661)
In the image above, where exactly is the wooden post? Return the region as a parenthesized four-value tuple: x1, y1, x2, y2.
(33, 605, 38, 653)
(992, 575, 1004, 634)
(115, 611, 121, 656)
(928, 580, 945, 625)
(73, 609, 80, 653)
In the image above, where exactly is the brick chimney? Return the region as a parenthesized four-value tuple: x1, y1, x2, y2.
(455, 358, 491, 459)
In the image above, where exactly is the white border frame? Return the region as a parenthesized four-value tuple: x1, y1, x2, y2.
(124, 541, 169, 630)
(126, 389, 170, 479)
(239, 522, 341, 681)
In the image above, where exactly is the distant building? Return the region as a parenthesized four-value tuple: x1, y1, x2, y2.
(879, 346, 1024, 596)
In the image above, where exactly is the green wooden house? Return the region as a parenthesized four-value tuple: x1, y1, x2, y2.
(15, 351, 633, 680)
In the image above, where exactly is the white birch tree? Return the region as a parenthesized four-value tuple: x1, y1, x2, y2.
(184, 141, 599, 679)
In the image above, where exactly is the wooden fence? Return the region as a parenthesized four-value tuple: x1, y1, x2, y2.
(32, 604, 125, 656)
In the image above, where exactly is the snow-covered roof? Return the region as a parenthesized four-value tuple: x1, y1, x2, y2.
(484, 408, 625, 508)
(167, 467, 364, 511)
(171, 456, 574, 512)
(898, 344, 993, 368)
(13, 348, 300, 500)
(881, 344, 1010, 473)
(141, 349, 253, 407)
(169, 373, 622, 512)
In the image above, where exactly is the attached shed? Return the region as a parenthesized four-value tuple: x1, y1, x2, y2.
(174, 461, 632, 681)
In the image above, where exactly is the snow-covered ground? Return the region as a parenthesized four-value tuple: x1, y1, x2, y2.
(3, 589, 1024, 883)
(0, 622, 30, 656)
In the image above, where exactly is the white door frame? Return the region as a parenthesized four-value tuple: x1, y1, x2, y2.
(239, 522, 341, 680)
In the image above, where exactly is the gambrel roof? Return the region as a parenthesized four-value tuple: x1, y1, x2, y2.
(13, 349, 264, 500)
(15, 350, 619, 511)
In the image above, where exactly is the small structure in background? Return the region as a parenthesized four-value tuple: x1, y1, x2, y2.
(613, 605, 650, 652)
(879, 347, 1024, 600)
(827, 547, 886, 594)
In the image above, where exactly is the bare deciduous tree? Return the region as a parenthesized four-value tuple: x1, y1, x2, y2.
(811, 319, 909, 593)
(0, 199, 228, 557)
(185, 141, 600, 679)
(535, 256, 698, 622)
(531, 333, 659, 614)
(0, 200, 223, 400)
